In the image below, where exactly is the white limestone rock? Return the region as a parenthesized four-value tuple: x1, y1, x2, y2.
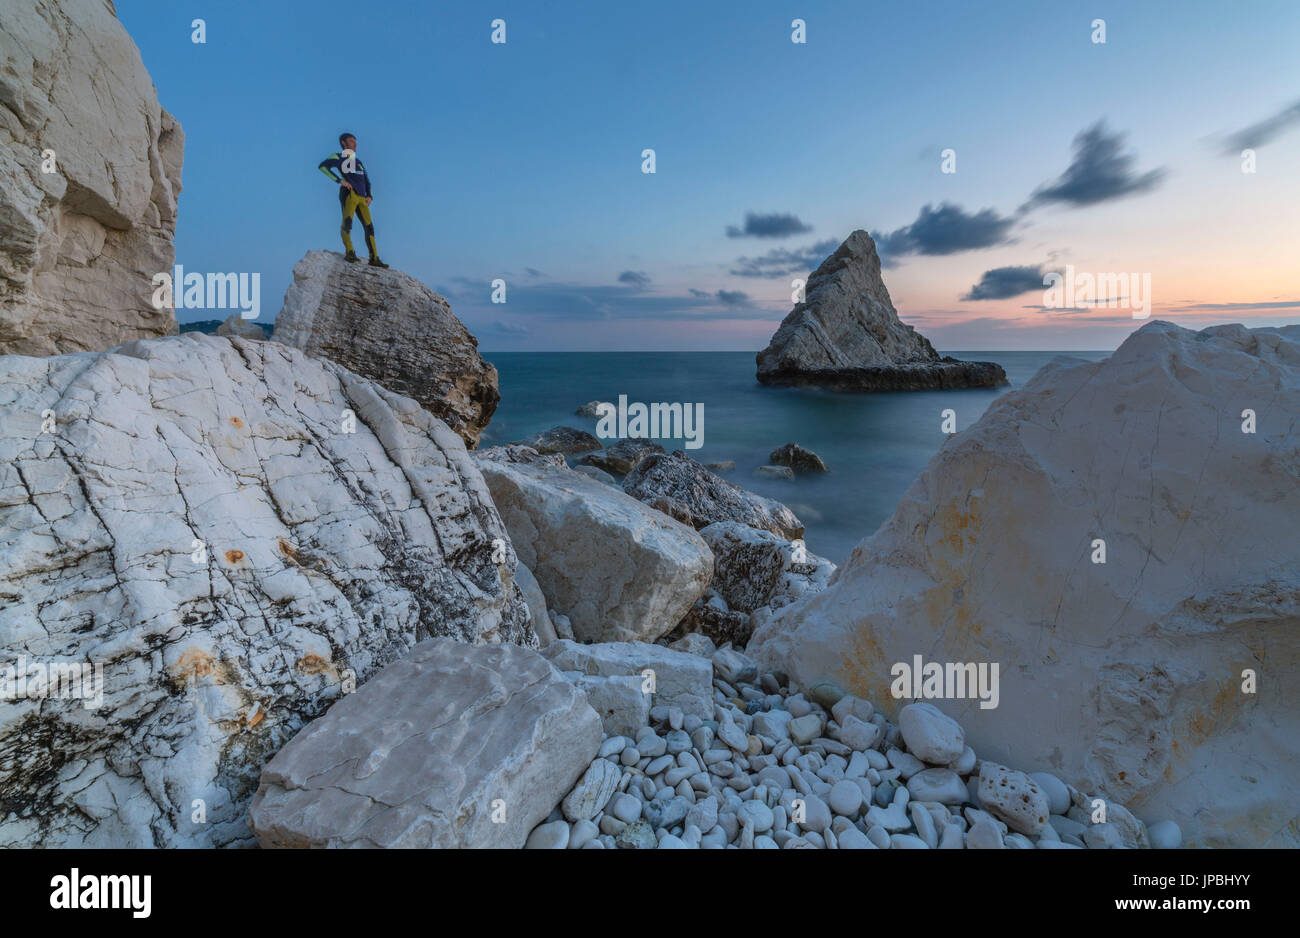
(543, 639, 713, 721)
(978, 763, 1050, 837)
(751, 321, 1300, 847)
(575, 674, 651, 738)
(215, 313, 265, 340)
(476, 446, 713, 643)
(274, 250, 499, 448)
(0, 0, 184, 355)
(249, 639, 599, 848)
(562, 757, 622, 822)
(899, 702, 965, 765)
(0, 333, 532, 847)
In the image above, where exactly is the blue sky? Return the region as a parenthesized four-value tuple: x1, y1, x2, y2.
(118, 0, 1300, 350)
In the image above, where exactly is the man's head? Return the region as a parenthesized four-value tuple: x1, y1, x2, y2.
(338, 132, 357, 151)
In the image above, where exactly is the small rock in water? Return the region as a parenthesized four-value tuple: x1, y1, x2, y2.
(753, 465, 794, 480)
(769, 443, 829, 474)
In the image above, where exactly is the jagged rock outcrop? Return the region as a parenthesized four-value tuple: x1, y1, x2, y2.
(215, 312, 265, 340)
(750, 321, 1300, 847)
(249, 638, 600, 848)
(755, 231, 1005, 390)
(623, 450, 804, 540)
(0, 0, 184, 355)
(0, 333, 531, 847)
(770, 443, 828, 473)
(274, 250, 499, 448)
(475, 445, 714, 644)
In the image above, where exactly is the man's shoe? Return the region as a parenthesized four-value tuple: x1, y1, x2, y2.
(368, 256, 389, 268)
(344, 251, 359, 262)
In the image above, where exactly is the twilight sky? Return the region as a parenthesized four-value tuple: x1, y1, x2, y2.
(119, 0, 1300, 351)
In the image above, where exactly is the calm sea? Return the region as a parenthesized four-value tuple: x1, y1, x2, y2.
(481, 351, 1111, 564)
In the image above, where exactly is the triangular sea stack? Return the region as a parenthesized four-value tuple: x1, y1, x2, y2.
(756, 230, 1007, 390)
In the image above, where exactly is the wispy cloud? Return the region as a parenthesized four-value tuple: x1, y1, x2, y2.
(441, 278, 772, 323)
(873, 203, 1017, 265)
(618, 270, 651, 288)
(1167, 300, 1300, 312)
(1221, 99, 1300, 153)
(962, 265, 1056, 301)
(730, 238, 840, 279)
(1022, 121, 1165, 210)
(726, 212, 814, 239)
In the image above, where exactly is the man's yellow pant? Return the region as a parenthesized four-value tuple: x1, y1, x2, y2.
(340, 191, 378, 258)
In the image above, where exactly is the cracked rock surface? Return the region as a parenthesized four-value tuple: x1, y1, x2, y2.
(623, 450, 804, 540)
(0, 0, 184, 355)
(0, 333, 531, 847)
(750, 321, 1300, 847)
(476, 445, 713, 644)
(249, 638, 600, 848)
(274, 250, 499, 449)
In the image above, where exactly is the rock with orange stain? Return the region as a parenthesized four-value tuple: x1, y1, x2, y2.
(0, 331, 533, 847)
(750, 320, 1300, 847)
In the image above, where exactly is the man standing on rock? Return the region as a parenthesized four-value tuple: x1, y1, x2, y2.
(317, 132, 388, 268)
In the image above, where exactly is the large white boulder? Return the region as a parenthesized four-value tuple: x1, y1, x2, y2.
(750, 321, 1300, 847)
(274, 250, 499, 448)
(476, 446, 713, 643)
(0, 333, 532, 847)
(249, 638, 601, 848)
(0, 0, 184, 355)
